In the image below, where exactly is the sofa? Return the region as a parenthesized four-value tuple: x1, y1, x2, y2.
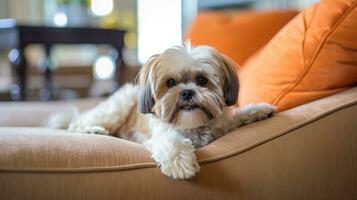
(1, 86, 357, 200)
(1, 2, 357, 199)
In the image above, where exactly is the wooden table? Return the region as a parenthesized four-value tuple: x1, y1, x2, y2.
(0, 19, 126, 101)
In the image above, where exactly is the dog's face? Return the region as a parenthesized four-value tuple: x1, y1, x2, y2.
(137, 45, 239, 129)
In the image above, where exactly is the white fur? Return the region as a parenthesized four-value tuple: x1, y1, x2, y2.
(144, 118, 200, 179)
(67, 84, 138, 135)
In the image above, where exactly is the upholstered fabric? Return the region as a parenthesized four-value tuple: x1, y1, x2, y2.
(1, 87, 356, 200)
(239, 0, 357, 111)
(186, 10, 298, 65)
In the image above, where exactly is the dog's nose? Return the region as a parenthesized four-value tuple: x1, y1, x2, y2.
(181, 90, 195, 101)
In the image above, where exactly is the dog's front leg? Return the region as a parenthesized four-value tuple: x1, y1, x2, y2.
(177, 103, 276, 148)
(144, 125, 200, 179)
(209, 103, 276, 139)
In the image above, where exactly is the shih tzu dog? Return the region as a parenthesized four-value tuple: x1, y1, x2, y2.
(47, 45, 276, 179)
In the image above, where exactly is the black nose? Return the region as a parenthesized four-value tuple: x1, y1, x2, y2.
(181, 90, 195, 101)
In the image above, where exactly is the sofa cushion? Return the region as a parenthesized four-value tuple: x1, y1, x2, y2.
(186, 10, 298, 65)
(238, 0, 357, 111)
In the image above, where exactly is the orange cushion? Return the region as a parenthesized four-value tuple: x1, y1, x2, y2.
(186, 10, 298, 65)
(238, 0, 357, 111)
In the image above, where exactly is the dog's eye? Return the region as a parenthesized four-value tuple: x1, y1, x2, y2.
(196, 76, 208, 86)
(166, 78, 176, 88)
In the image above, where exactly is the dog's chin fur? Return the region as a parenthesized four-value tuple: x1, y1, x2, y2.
(174, 108, 210, 129)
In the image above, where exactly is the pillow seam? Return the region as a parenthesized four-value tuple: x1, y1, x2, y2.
(273, 0, 357, 106)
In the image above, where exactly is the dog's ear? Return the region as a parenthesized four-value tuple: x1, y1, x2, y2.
(138, 85, 155, 114)
(136, 55, 159, 114)
(215, 53, 239, 106)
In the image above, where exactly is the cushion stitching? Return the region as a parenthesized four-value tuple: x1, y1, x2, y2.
(273, 1, 357, 106)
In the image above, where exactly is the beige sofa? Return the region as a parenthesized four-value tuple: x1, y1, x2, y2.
(0, 86, 356, 200)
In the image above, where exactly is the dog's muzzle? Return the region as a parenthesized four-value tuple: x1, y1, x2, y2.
(181, 90, 195, 101)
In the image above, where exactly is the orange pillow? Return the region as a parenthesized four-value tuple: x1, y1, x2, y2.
(238, 0, 357, 111)
(186, 10, 298, 65)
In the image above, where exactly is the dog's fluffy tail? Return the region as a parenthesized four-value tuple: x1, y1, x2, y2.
(43, 106, 79, 129)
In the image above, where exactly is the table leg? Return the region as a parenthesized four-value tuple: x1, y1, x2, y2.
(8, 48, 27, 101)
(39, 45, 53, 100)
(113, 47, 124, 87)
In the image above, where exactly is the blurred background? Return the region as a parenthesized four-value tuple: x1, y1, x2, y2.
(0, 0, 318, 101)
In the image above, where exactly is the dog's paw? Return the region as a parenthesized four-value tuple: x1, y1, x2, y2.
(251, 103, 276, 120)
(152, 138, 200, 179)
(238, 103, 276, 124)
(83, 126, 109, 135)
(68, 124, 109, 135)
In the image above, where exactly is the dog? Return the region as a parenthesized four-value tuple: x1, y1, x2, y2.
(47, 45, 276, 179)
